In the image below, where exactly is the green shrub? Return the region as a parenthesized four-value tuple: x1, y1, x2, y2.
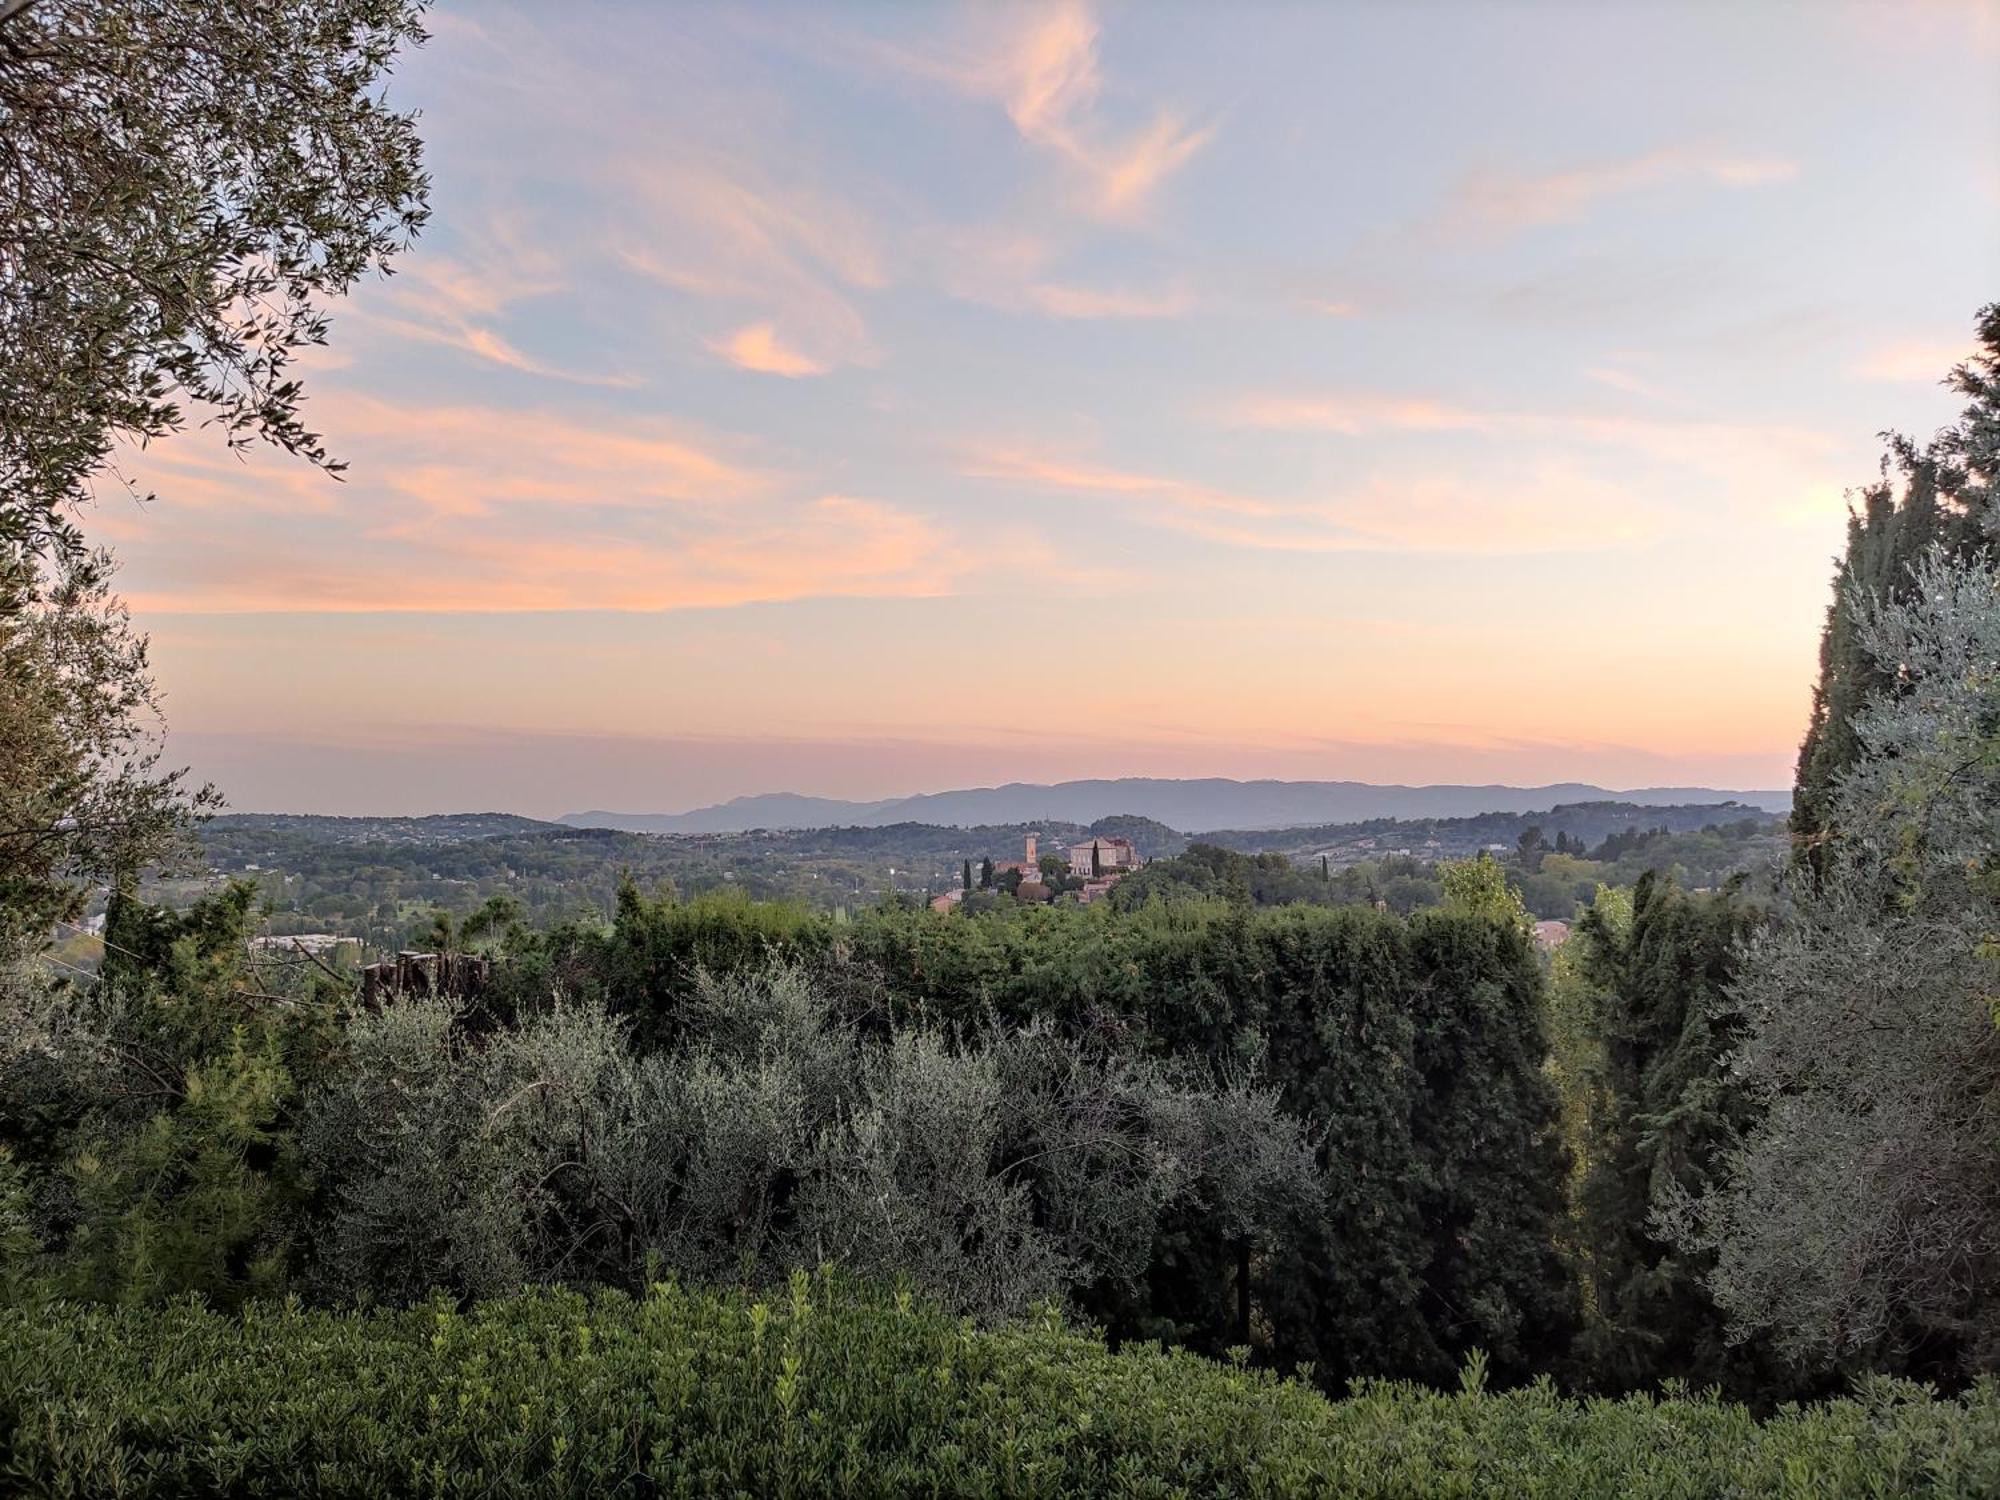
(560, 892, 1577, 1384)
(4, 1272, 1997, 1497)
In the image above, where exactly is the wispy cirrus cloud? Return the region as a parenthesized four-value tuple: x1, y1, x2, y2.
(1220, 386, 1855, 532)
(960, 447, 1285, 521)
(113, 394, 967, 613)
(860, 3, 1213, 221)
(1846, 339, 1973, 383)
(616, 147, 890, 371)
(1435, 146, 1797, 238)
(1024, 280, 1193, 319)
(314, 394, 770, 520)
(996, 5, 1214, 217)
(125, 496, 960, 615)
(1228, 393, 1493, 435)
(368, 217, 643, 388)
(1223, 387, 1838, 464)
(917, 222, 1195, 321)
(1584, 365, 1668, 399)
(959, 443, 1658, 555)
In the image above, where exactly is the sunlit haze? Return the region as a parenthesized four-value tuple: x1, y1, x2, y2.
(103, 0, 2000, 816)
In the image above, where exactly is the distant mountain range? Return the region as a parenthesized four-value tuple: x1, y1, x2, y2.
(562, 778, 1793, 836)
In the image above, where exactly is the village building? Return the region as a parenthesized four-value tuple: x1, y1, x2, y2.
(934, 833, 1147, 912)
(991, 833, 1042, 881)
(1068, 835, 1141, 879)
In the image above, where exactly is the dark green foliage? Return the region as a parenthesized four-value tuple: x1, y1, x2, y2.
(1517, 825, 1547, 873)
(1084, 814, 1188, 860)
(0, 550, 219, 962)
(293, 965, 1321, 1323)
(505, 889, 1575, 1387)
(10, 864, 1576, 1394)
(1108, 843, 1329, 909)
(3, 882, 315, 1308)
(5, 1275, 1997, 1498)
(1691, 543, 2000, 1380)
(1109, 822, 1783, 925)
(1567, 875, 1768, 1392)
(1793, 306, 1999, 857)
(1200, 800, 1781, 863)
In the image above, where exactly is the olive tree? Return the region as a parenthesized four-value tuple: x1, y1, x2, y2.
(1, 0, 431, 957)
(0, 0, 430, 560)
(0, 549, 216, 962)
(1680, 545, 2000, 1376)
(301, 964, 1325, 1321)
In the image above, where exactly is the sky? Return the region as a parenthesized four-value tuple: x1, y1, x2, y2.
(99, 0, 2000, 817)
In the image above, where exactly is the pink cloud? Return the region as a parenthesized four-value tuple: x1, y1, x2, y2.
(1846, 339, 1974, 383)
(1584, 366, 1667, 399)
(1438, 146, 1798, 237)
(959, 447, 1285, 519)
(994, 5, 1214, 218)
(111, 394, 966, 613)
(960, 442, 1660, 555)
(367, 219, 643, 388)
(1228, 393, 1494, 435)
(617, 151, 887, 370)
(122, 494, 962, 615)
(1215, 388, 1854, 543)
(707, 322, 829, 376)
(1024, 280, 1192, 319)
(862, 3, 1213, 221)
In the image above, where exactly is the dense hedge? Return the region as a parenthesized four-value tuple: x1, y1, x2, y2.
(6, 1275, 1997, 1498)
(502, 891, 1576, 1385)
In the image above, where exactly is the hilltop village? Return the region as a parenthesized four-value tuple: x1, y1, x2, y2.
(928, 833, 1142, 912)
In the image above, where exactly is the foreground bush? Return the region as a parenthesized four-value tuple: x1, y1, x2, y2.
(5, 1274, 1998, 1498)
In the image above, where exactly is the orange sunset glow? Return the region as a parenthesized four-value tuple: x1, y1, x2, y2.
(71, 0, 1998, 814)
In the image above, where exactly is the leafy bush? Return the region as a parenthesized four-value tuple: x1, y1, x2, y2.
(5, 1273, 1998, 1498)
(0, 882, 314, 1307)
(297, 965, 1320, 1322)
(555, 888, 1576, 1384)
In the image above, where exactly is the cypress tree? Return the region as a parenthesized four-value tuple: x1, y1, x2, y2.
(1794, 306, 1999, 861)
(1569, 873, 1766, 1393)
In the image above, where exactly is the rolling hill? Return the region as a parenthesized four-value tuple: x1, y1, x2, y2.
(563, 777, 1791, 835)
